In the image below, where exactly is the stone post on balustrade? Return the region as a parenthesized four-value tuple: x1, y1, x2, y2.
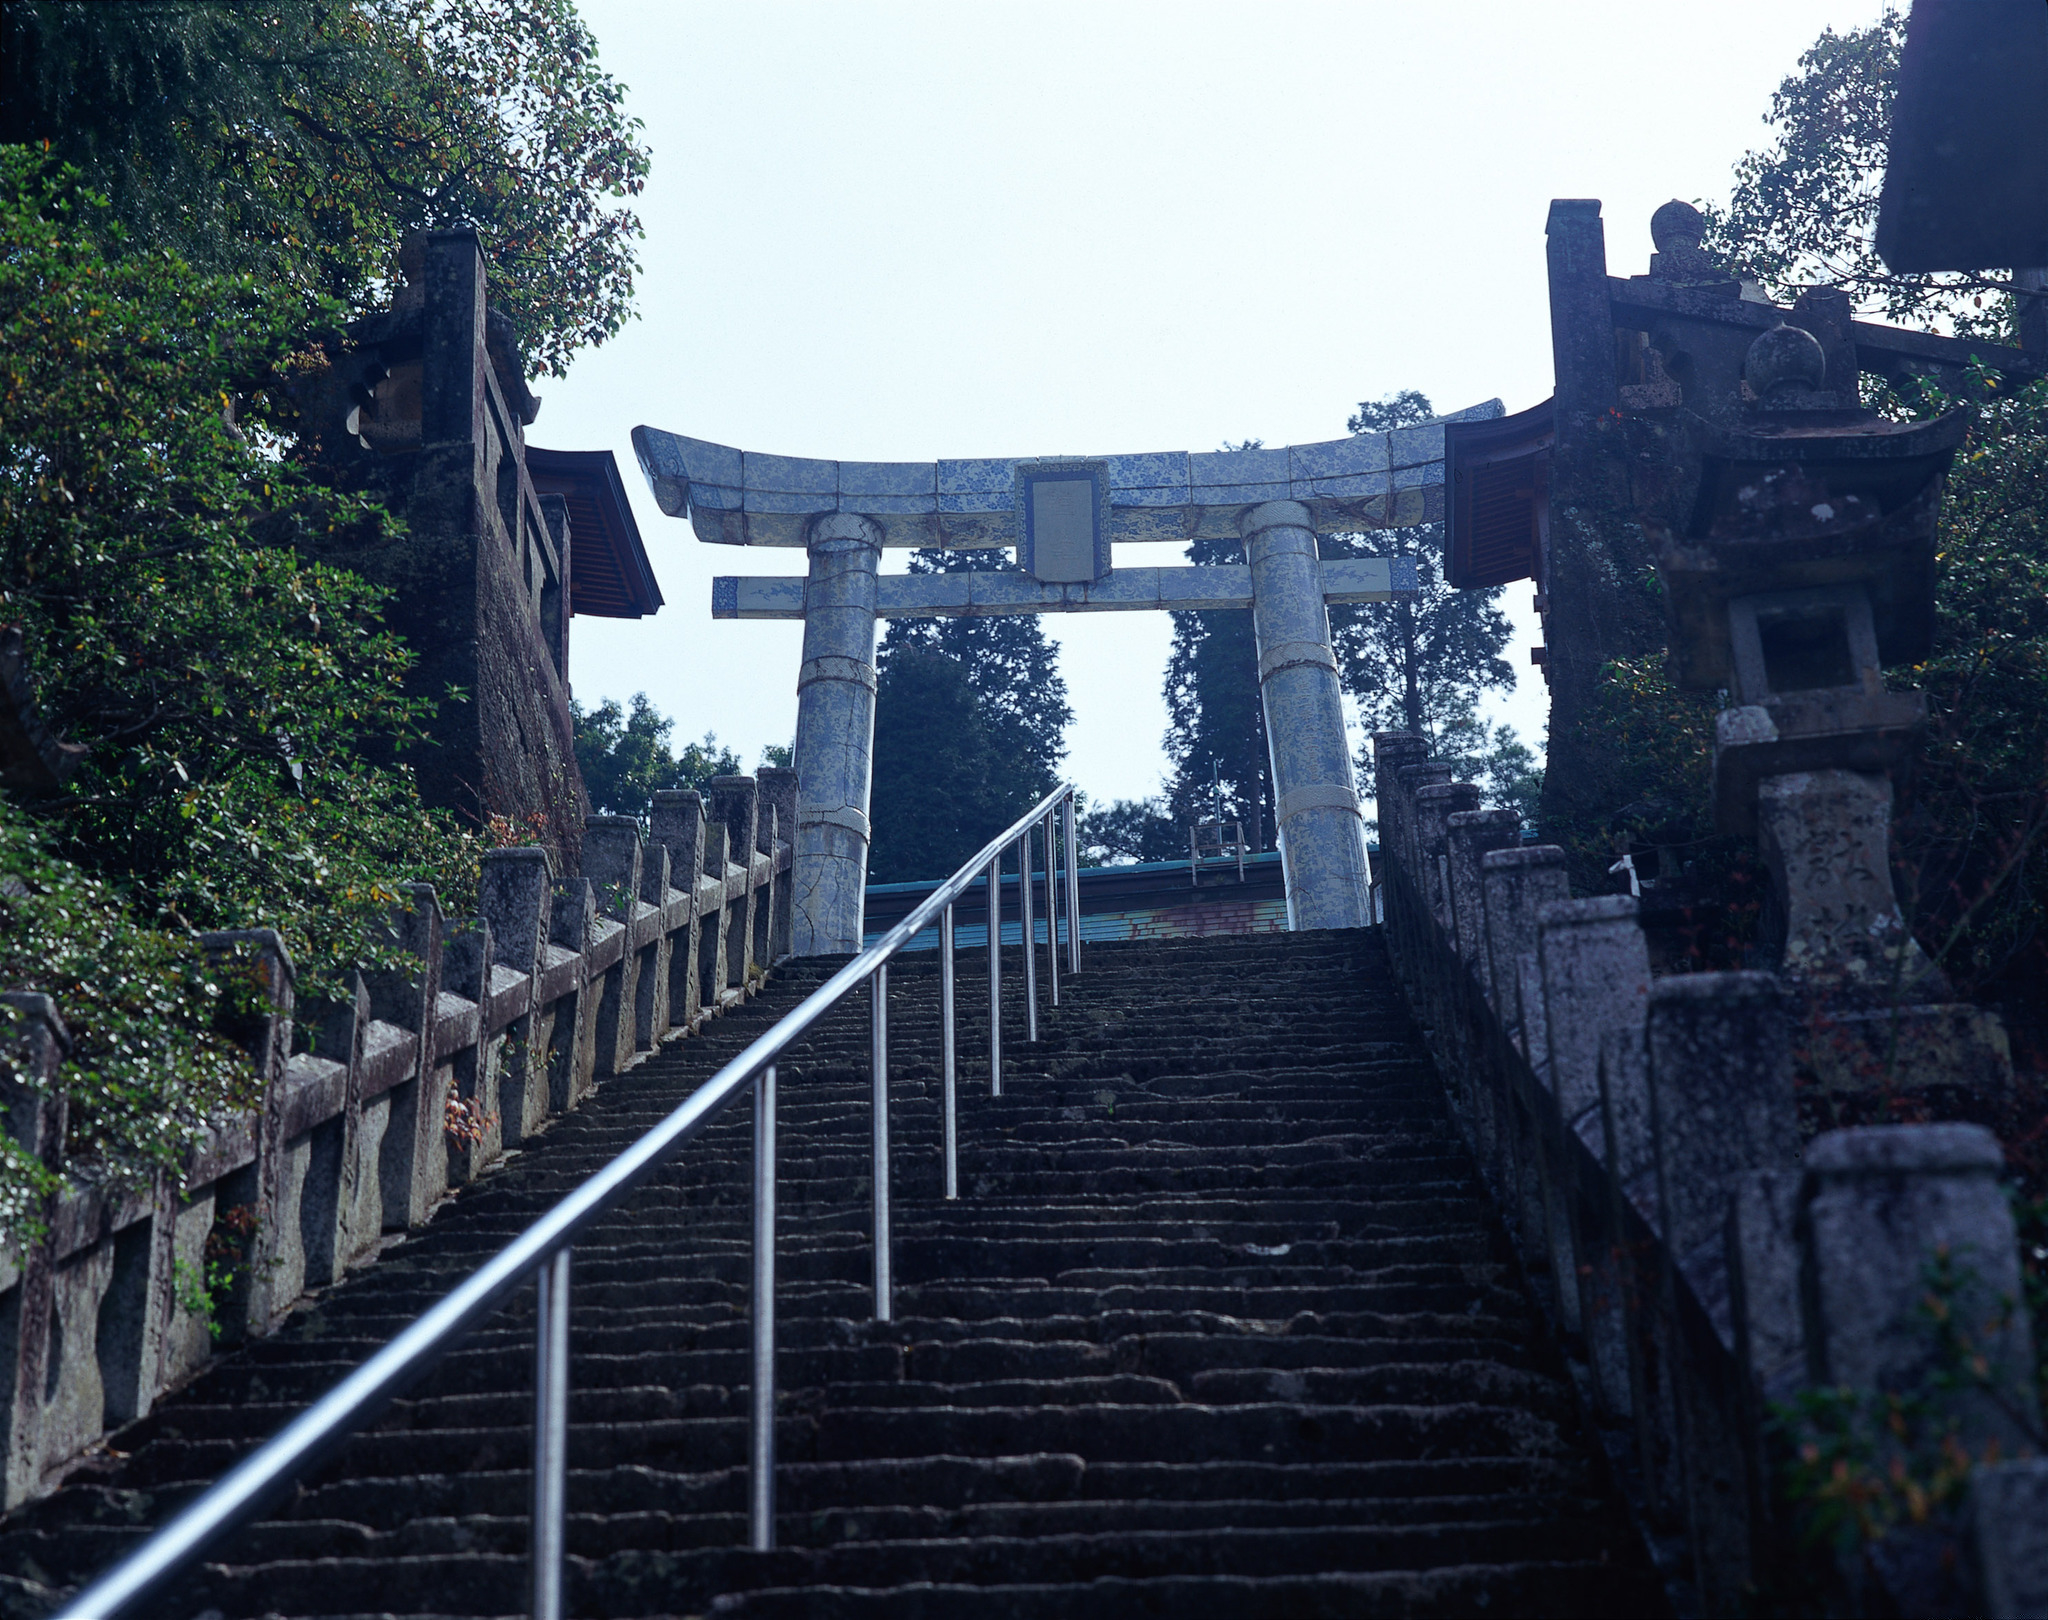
(1479, 846, 1571, 1060)
(1798, 1123, 2040, 1614)
(758, 766, 799, 962)
(481, 846, 553, 1144)
(0, 993, 66, 1506)
(650, 789, 710, 1030)
(1444, 809, 1520, 970)
(581, 816, 646, 1078)
(1647, 972, 1800, 1596)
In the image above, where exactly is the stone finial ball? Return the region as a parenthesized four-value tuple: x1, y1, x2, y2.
(1650, 199, 1707, 253)
(1745, 323, 1828, 396)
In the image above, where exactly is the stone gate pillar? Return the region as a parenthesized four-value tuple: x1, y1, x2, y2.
(790, 513, 883, 954)
(1242, 501, 1372, 930)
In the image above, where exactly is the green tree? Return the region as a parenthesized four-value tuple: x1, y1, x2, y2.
(1895, 371, 2048, 1006)
(881, 548, 1072, 779)
(0, 148, 489, 1224)
(1077, 796, 1184, 866)
(867, 548, 1071, 880)
(1326, 391, 1526, 800)
(867, 645, 1050, 883)
(1699, 8, 2029, 340)
(571, 693, 741, 819)
(1160, 441, 1275, 845)
(0, 0, 649, 374)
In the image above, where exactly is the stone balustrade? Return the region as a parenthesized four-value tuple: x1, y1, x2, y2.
(1371, 731, 2041, 1617)
(0, 778, 793, 1507)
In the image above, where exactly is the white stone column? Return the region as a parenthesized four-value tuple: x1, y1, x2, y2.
(790, 514, 882, 954)
(1242, 501, 1372, 930)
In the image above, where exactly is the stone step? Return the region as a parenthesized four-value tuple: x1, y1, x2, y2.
(0, 930, 1662, 1618)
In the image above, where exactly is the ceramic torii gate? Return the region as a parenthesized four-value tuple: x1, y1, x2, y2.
(632, 400, 1502, 954)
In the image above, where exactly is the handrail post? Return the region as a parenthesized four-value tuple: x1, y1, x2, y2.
(1064, 795, 1081, 973)
(1020, 835, 1038, 1043)
(1044, 810, 1059, 1008)
(988, 856, 1002, 1097)
(531, 1246, 571, 1620)
(870, 966, 891, 1321)
(748, 1063, 777, 1550)
(941, 904, 958, 1199)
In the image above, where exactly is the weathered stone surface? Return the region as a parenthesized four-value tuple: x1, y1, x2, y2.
(1800, 1124, 2038, 1454)
(1368, 734, 1429, 881)
(1756, 768, 1939, 998)
(1969, 1459, 2048, 1620)
(1646, 972, 1797, 1269)
(1799, 999, 2015, 1104)
(791, 516, 882, 955)
(1725, 1169, 1802, 1393)
(1410, 783, 1481, 936)
(1478, 846, 1570, 1043)
(1536, 896, 1650, 1126)
(1393, 763, 1451, 884)
(1445, 810, 1519, 969)
(1241, 503, 1370, 931)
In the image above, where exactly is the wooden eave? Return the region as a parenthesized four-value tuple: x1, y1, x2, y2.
(526, 446, 664, 619)
(1444, 398, 1554, 590)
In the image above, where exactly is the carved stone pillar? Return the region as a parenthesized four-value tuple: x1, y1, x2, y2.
(1242, 501, 1370, 930)
(791, 513, 882, 954)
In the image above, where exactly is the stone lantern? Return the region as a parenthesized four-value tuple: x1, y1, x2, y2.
(1651, 320, 1965, 1000)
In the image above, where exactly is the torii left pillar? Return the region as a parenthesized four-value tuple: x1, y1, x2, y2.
(790, 513, 882, 954)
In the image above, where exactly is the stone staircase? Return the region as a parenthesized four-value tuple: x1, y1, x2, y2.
(0, 931, 1662, 1617)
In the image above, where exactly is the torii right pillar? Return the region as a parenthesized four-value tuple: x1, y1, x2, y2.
(1242, 500, 1373, 930)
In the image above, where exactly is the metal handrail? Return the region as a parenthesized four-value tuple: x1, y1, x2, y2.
(61, 784, 1085, 1620)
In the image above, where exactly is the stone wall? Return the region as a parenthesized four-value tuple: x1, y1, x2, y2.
(1373, 730, 2047, 1617)
(301, 229, 590, 867)
(0, 783, 791, 1508)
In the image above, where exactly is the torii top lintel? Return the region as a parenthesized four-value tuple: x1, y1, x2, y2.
(629, 399, 1504, 552)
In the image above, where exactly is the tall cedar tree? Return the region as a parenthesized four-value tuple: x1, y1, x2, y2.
(1159, 442, 1276, 850)
(867, 549, 1072, 882)
(1325, 391, 1527, 820)
(0, 0, 648, 374)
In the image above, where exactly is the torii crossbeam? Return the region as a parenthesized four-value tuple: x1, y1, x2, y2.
(633, 400, 1502, 953)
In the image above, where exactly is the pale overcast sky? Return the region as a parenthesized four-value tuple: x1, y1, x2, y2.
(541, 0, 1891, 809)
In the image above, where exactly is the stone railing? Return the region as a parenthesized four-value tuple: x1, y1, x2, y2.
(0, 770, 794, 1508)
(1371, 731, 2047, 1618)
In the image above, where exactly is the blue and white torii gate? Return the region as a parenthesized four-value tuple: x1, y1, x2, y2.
(632, 399, 1502, 955)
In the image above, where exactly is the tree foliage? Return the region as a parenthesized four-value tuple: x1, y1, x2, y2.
(1896, 371, 2048, 1007)
(0, 148, 488, 1221)
(867, 549, 1071, 882)
(1161, 525, 1273, 845)
(1326, 392, 1527, 811)
(0, 0, 649, 374)
(0, 813, 258, 1241)
(571, 693, 742, 820)
(1078, 796, 1185, 867)
(1698, 8, 2029, 339)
